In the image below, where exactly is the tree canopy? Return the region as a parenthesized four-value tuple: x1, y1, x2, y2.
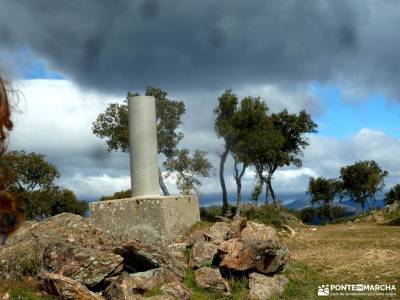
(0, 150, 60, 193)
(0, 150, 87, 219)
(384, 184, 400, 205)
(307, 177, 342, 220)
(340, 160, 388, 212)
(164, 149, 212, 195)
(251, 109, 317, 206)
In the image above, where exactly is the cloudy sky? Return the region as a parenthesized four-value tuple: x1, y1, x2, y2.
(1, 0, 400, 205)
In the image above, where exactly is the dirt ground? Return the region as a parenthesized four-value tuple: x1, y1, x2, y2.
(283, 221, 400, 286)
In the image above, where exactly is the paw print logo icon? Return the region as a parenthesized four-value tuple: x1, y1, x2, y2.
(318, 285, 330, 296)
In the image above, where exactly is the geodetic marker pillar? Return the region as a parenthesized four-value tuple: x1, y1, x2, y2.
(128, 95, 160, 197)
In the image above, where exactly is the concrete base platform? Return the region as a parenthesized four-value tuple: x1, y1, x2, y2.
(89, 195, 200, 243)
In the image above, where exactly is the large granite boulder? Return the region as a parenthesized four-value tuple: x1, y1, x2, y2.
(218, 238, 288, 274)
(0, 213, 121, 281)
(0, 213, 185, 300)
(43, 241, 123, 287)
(248, 273, 288, 300)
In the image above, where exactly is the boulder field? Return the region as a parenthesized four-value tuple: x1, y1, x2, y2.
(0, 213, 289, 299)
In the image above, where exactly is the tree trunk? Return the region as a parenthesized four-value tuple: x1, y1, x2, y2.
(234, 159, 247, 218)
(220, 148, 229, 215)
(265, 181, 269, 204)
(158, 168, 170, 196)
(328, 203, 333, 222)
(267, 176, 279, 207)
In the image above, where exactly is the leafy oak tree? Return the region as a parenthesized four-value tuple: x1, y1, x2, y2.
(92, 86, 185, 195)
(164, 149, 212, 195)
(0, 150, 87, 219)
(214, 90, 238, 215)
(340, 160, 388, 212)
(230, 97, 271, 216)
(307, 177, 342, 221)
(254, 109, 317, 206)
(384, 184, 400, 205)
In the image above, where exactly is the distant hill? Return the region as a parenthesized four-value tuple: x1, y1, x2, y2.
(284, 198, 385, 214)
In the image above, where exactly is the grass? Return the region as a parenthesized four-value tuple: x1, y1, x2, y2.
(0, 280, 54, 300)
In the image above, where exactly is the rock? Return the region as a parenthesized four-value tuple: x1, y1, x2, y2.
(103, 273, 140, 300)
(0, 212, 184, 292)
(167, 243, 188, 268)
(383, 202, 399, 212)
(184, 229, 207, 247)
(38, 272, 104, 300)
(204, 222, 231, 244)
(240, 221, 279, 243)
(218, 238, 288, 274)
(189, 241, 218, 268)
(282, 224, 296, 237)
(43, 241, 123, 287)
(103, 267, 180, 298)
(161, 282, 191, 300)
(0, 213, 121, 280)
(114, 241, 185, 281)
(248, 273, 288, 300)
(129, 268, 166, 293)
(194, 267, 230, 296)
(227, 217, 247, 239)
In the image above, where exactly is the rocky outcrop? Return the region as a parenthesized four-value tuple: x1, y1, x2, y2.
(248, 272, 288, 300)
(1, 213, 290, 299)
(185, 218, 289, 298)
(0, 213, 185, 299)
(194, 267, 230, 296)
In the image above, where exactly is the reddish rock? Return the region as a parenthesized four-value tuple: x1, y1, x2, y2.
(218, 238, 288, 274)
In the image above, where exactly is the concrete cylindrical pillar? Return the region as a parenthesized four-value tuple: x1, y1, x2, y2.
(128, 96, 160, 197)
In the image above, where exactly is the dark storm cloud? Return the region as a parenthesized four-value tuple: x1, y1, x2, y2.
(2, 0, 399, 98)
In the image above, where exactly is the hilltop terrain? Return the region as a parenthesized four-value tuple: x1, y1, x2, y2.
(0, 205, 399, 299)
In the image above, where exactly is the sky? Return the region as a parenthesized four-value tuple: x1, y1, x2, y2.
(1, 0, 400, 205)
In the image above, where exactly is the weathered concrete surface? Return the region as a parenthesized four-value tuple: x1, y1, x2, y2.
(89, 196, 200, 243)
(128, 95, 159, 197)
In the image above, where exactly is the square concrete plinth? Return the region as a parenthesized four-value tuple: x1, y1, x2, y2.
(89, 195, 200, 243)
